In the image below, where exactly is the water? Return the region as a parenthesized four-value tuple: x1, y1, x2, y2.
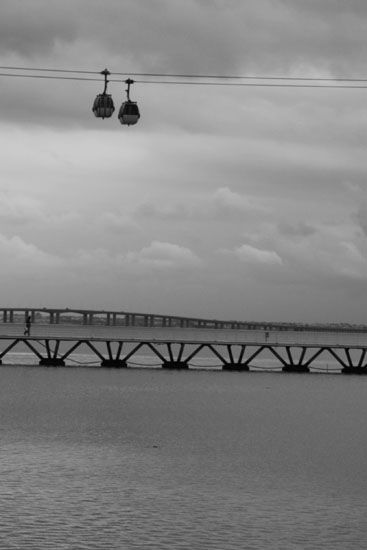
(0, 366, 367, 549)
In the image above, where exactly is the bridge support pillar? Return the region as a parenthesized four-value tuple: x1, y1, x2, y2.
(282, 365, 310, 373)
(342, 366, 367, 375)
(222, 363, 249, 371)
(101, 359, 127, 368)
(162, 361, 188, 370)
(39, 358, 65, 367)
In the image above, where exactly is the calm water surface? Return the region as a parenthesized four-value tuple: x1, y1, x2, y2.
(0, 366, 366, 549)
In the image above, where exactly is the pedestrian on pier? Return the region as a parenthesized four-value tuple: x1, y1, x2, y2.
(265, 331, 269, 342)
(24, 315, 31, 336)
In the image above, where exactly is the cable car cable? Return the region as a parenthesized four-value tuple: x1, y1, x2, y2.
(2, 66, 367, 128)
(0, 65, 100, 75)
(113, 72, 367, 83)
(1, 71, 367, 89)
(0, 72, 102, 82)
(2, 65, 367, 83)
(133, 79, 367, 89)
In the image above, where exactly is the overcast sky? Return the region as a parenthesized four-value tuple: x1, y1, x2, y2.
(1, 0, 367, 323)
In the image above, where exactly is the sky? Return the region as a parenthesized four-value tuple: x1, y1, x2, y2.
(1, 0, 367, 323)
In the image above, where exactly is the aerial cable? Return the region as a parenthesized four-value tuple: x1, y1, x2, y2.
(1, 66, 367, 127)
(133, 79, 367, 89)
(2, 65, 367, 83)
(0, 72, 102, 82)
(114, 72, 367, 83)
(1, 71, 367, 88)
(0, 65, 100, 75)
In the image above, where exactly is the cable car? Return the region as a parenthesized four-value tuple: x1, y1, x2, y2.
(92, 93, 115, 119)
(118, 100, 140, 126)
(92, 69, 115, 119)
(118, 79, 140, 126)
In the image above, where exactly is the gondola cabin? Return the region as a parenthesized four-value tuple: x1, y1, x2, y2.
(92, 93, 115, 119)
(118, 100, 140, 126)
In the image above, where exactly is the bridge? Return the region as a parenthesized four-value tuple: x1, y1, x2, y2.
(0, 307, 367, 373)
(0, 306, 365, 332)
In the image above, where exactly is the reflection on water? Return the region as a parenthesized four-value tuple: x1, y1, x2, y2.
(0, 366, 367, 549)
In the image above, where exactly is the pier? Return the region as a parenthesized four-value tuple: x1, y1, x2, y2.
(0, 307, 367, 373)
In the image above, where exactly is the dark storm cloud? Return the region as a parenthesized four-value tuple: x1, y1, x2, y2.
(278, 221, 317, 238)
(75, 0, 367, 74)
(2, 1, 367, 73)
(355, 204, 367, 237)
(0, 1, 77, 57)
(2, 1, 367, 129)
(2, 0, 367, 322)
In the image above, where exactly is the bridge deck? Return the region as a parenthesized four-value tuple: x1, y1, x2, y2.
(1, 323, 367, 345)
(1, 306, 365, 333)
(0, 323, 367, 373)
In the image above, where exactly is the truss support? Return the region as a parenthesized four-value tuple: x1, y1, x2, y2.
(222, 363, 249, 371)
(101, 359, 127, 368)
(282, 364, 310, 373)
(39, 358, 65, 366)
(162, 361, 188, 369)
(342, 366, 367, 375)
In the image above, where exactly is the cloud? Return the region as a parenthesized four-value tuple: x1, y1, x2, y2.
(2, 1, 367, 322)
(0, 191, 80, 228)
(246, 221, 367, 283)
(136, 186, 265, 222)
(136, 202, 187, 220)
(0, 233, 63, 272)
(283, 234, 367, 281)
(97, 212, 140, 233)
(8, 3, 367, 76)
(233, 244, 283, 266)
(222, 217, 367, 285)
(2, 1, 367, 130)
(354, 203, 367, 237)
(3, 0, 367, 74)
(0, 193, 44, 224)
(212, 187, 254, 215)
(68, 241, 203, 280)
(278, 221, 316, 238)
(0, 1, 77, 57)
(0, 231, 201, 281)
(126, 241, 202, 269)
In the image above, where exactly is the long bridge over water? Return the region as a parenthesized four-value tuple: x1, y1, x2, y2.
(0, 307, 367, 374)
(0, 306, 364, 332)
